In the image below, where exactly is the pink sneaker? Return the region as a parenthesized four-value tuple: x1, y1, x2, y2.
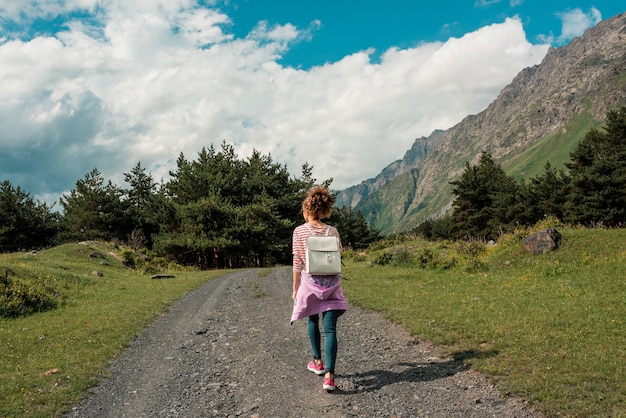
(307, 361, 325, 375)
(323, 377, 336, 391)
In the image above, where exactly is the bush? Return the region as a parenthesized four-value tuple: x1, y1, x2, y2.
(455, 239, 487, 272)
(415, 248, 436, 268)
(529, 215, 563, 233)
(0, 268, 61, 317)
(391, 246, 413, 266)
(365, 240, 461, 269)
(372, 252, 394, 266)
(140, 255, 171, 275)
(120, 248, 136, 268)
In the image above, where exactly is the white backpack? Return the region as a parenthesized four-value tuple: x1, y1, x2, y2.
(304, 225, 341, 275)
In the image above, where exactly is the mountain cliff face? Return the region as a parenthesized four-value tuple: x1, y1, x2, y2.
(336, 12, 626, 235)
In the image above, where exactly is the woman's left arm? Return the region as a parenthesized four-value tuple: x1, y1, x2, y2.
(292, 270, 301, 301)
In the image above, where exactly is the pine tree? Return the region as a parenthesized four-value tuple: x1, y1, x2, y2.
(59, 168, 130, 242)
(450, 152, 519, 240)
(0, 181, 59, 252)
(527, 161, 569, 222)
(123, 162, 159, 248)
(564, 107, 626, 226)
(329, 206, 380, 249)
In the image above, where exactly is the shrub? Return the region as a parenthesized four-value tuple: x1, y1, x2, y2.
(391, 246, 413, 266)
(120, 248, 136, 268)
(0, 269, 61, 317)
(455, 239, 487, 272)
(352, 253, 367, 263)
(372, 252, 394, 266)
(529, 215, 563, 233)
(128, 229, 148, 251)
(415, 248, 436, 268)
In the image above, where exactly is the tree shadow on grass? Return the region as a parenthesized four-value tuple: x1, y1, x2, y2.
(337, 349, 499, 394)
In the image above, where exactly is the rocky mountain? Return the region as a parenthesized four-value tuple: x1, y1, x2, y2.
(337, 12, 626, 235)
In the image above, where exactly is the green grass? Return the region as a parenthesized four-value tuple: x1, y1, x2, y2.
(504, 110, 601, 180)
(0, 242, 229, 417)
(3, 229, 626, 417)
(342, 227, 626, 417)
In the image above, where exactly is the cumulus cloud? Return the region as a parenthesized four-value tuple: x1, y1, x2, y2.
(0, 1, 549, 205)
(557, 7, 602, 44)
(537, 7, 602, 46)
(0, 0, 99, 23)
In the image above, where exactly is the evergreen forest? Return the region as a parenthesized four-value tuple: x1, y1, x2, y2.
(3, 106, 626, 264)
(0, 142, 379, 268)
(416, 106, 626, 240)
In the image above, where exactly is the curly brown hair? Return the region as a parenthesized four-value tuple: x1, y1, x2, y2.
(302, 185, 336, 220)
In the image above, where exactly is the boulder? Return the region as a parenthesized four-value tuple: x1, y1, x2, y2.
(523, 228, 562, 254)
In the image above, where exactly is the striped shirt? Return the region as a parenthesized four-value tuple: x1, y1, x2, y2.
(292, 222, 342, 272)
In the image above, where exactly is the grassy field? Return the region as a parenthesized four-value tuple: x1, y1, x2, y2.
(1, 227, 625, 417)
(341, 225, 626, 417)
(0, 242, 229, 417)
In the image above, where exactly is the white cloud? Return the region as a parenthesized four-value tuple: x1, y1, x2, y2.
(475, 0, 502, 7)
(557, 7, 602, 44)
(0, 0, 99, 21)
(0, 2, 549, 205)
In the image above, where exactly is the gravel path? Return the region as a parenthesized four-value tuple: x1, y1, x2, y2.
(66, 267, 543, 417)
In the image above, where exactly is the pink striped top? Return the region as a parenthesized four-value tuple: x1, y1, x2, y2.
(292, 223, 342, 272)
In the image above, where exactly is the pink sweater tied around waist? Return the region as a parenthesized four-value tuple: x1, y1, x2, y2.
(290, 273, 347, 324)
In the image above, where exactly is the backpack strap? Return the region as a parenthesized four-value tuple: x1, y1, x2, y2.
(305, 223, 330, 236)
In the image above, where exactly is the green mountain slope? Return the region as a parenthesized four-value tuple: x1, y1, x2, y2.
(503, 110, 600, 180)
(337, 12, 626, 235)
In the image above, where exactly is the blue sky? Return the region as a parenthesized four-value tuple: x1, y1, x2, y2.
(225, 0, 618, 68)
(0, 1, 623, 207)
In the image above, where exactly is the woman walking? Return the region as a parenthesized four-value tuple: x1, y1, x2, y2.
(290, 185, 347, 391)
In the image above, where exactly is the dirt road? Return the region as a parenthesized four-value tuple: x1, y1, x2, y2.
(67, 267, 542, 417)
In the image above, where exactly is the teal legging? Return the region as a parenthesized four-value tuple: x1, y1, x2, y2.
(308, 310, 340, 373)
